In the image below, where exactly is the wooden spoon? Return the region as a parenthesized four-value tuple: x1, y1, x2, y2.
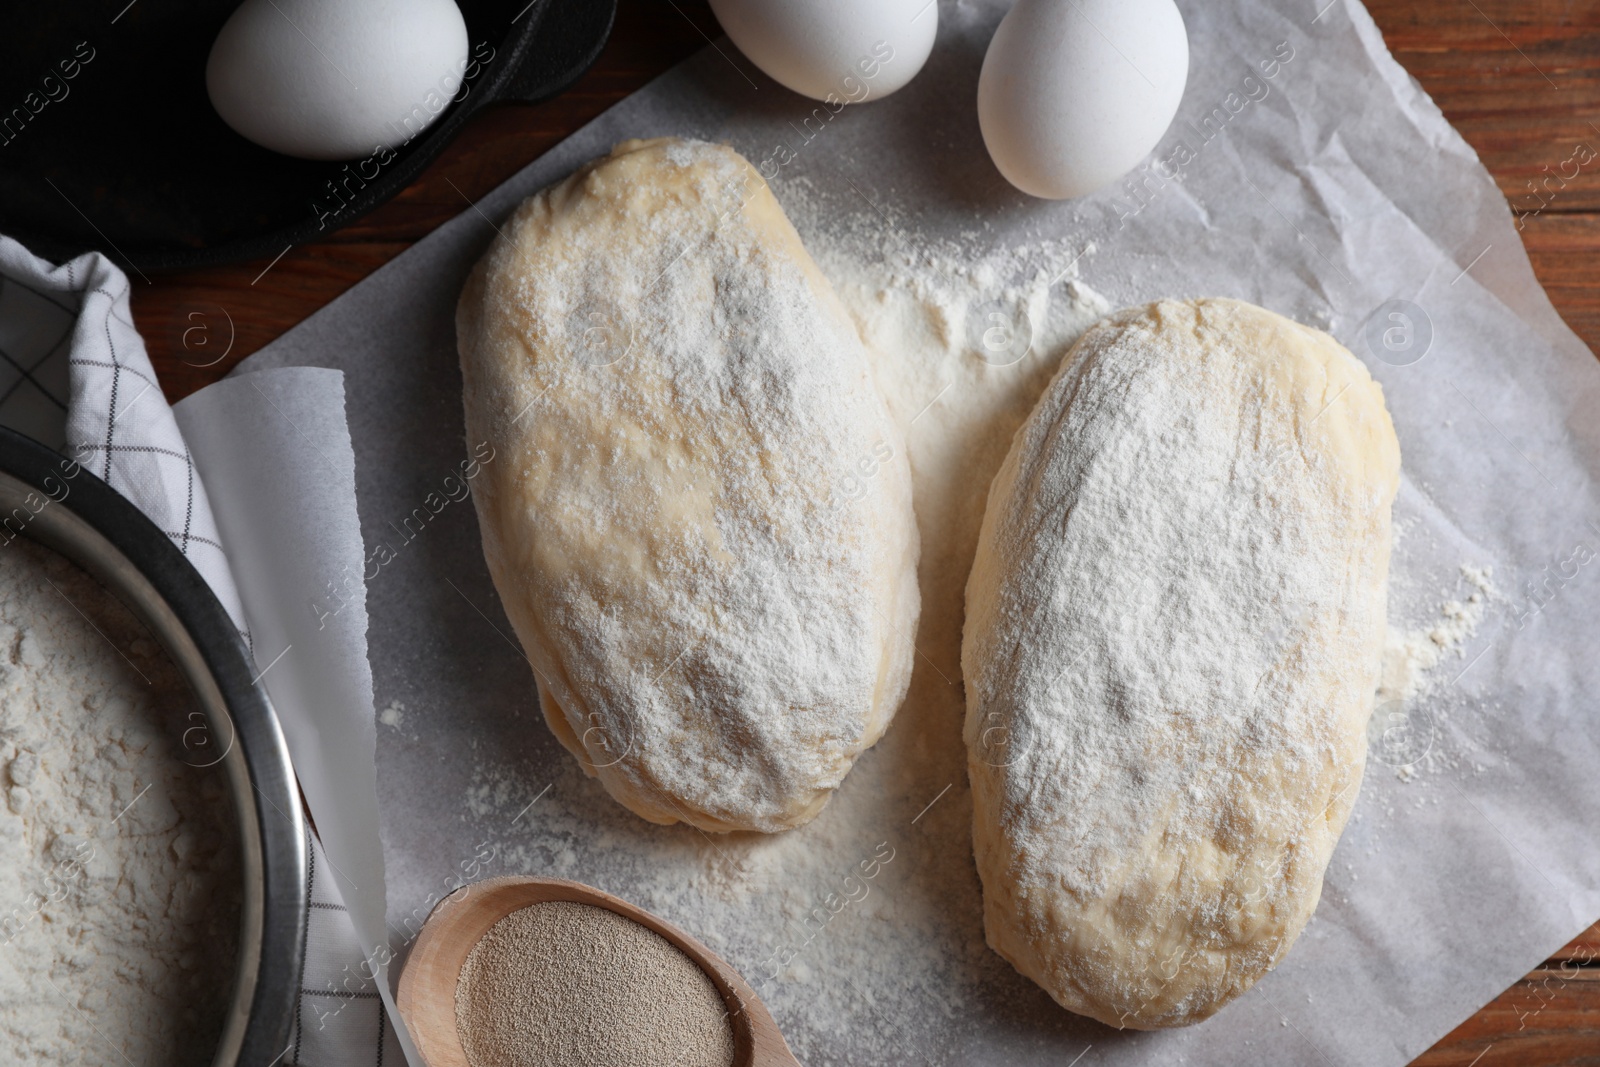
(396, 874, 801, 1067)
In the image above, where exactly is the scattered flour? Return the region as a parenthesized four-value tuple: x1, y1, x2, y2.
(1368, 562, 1501, 783)
(0, 540, 241, 1063)
(1378, 564, 1498, 705)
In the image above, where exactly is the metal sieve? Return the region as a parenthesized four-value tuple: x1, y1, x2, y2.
(0, 425, 307, 1066)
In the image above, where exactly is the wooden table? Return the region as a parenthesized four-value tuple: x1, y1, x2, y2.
(128, 2, 1600, 1061)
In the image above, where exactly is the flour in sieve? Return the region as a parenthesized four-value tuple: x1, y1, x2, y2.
(0, 540, 241, 1064)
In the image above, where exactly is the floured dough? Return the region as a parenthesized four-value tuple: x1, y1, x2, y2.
(962, 298, 1399, 1028)
(457, 137, 920, 833)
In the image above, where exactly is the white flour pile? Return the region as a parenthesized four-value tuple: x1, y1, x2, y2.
(0, 540, 240, 1063)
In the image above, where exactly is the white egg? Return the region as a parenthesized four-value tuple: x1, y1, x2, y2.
(207, 0, 469, 161)
(708, 0, 936, 103)
(978, 0, 1189, 200)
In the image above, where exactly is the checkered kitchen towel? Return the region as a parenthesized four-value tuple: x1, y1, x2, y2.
(292, 828, 408, 1065)
(0, 235, 402, 1066)
(0, 236, 248, 642)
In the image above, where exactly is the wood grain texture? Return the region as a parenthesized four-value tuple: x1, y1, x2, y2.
(124, 1, 1600, 1062)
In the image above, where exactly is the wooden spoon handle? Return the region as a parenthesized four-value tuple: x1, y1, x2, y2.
(719, 965, 802, 1067)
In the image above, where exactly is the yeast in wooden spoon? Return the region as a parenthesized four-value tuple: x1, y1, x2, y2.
(398, 876, 800, 1067)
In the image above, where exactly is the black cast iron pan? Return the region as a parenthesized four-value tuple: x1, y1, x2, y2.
(0, 0, 616, 272)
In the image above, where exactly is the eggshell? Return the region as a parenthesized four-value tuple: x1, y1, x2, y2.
(207, 0, 469, 161)
(978, 0, 1189, 200)
(708, 0, 936, 102)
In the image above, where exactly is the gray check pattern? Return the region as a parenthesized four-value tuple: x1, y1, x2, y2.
(0, 235, 250, 645)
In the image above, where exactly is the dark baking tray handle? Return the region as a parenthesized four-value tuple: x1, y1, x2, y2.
(500, 0, 619, 104)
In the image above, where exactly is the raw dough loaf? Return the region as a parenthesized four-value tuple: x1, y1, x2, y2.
(962, 298, 1399, 1028)
(457, 138, 919, 833)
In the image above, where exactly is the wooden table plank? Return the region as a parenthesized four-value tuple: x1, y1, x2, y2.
(1522, 212, 1600, 348)
(1551, 924, 1600, 964)
(134, 242, 404, 403)
(120, 1, 1600, 1062)
(1364, 0, 1600, 213)
(1413, 968, 1600, 1066)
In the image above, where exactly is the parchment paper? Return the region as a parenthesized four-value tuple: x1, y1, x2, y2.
(172, 368, 418, 1065)
(233, 1, 1600, 1062)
